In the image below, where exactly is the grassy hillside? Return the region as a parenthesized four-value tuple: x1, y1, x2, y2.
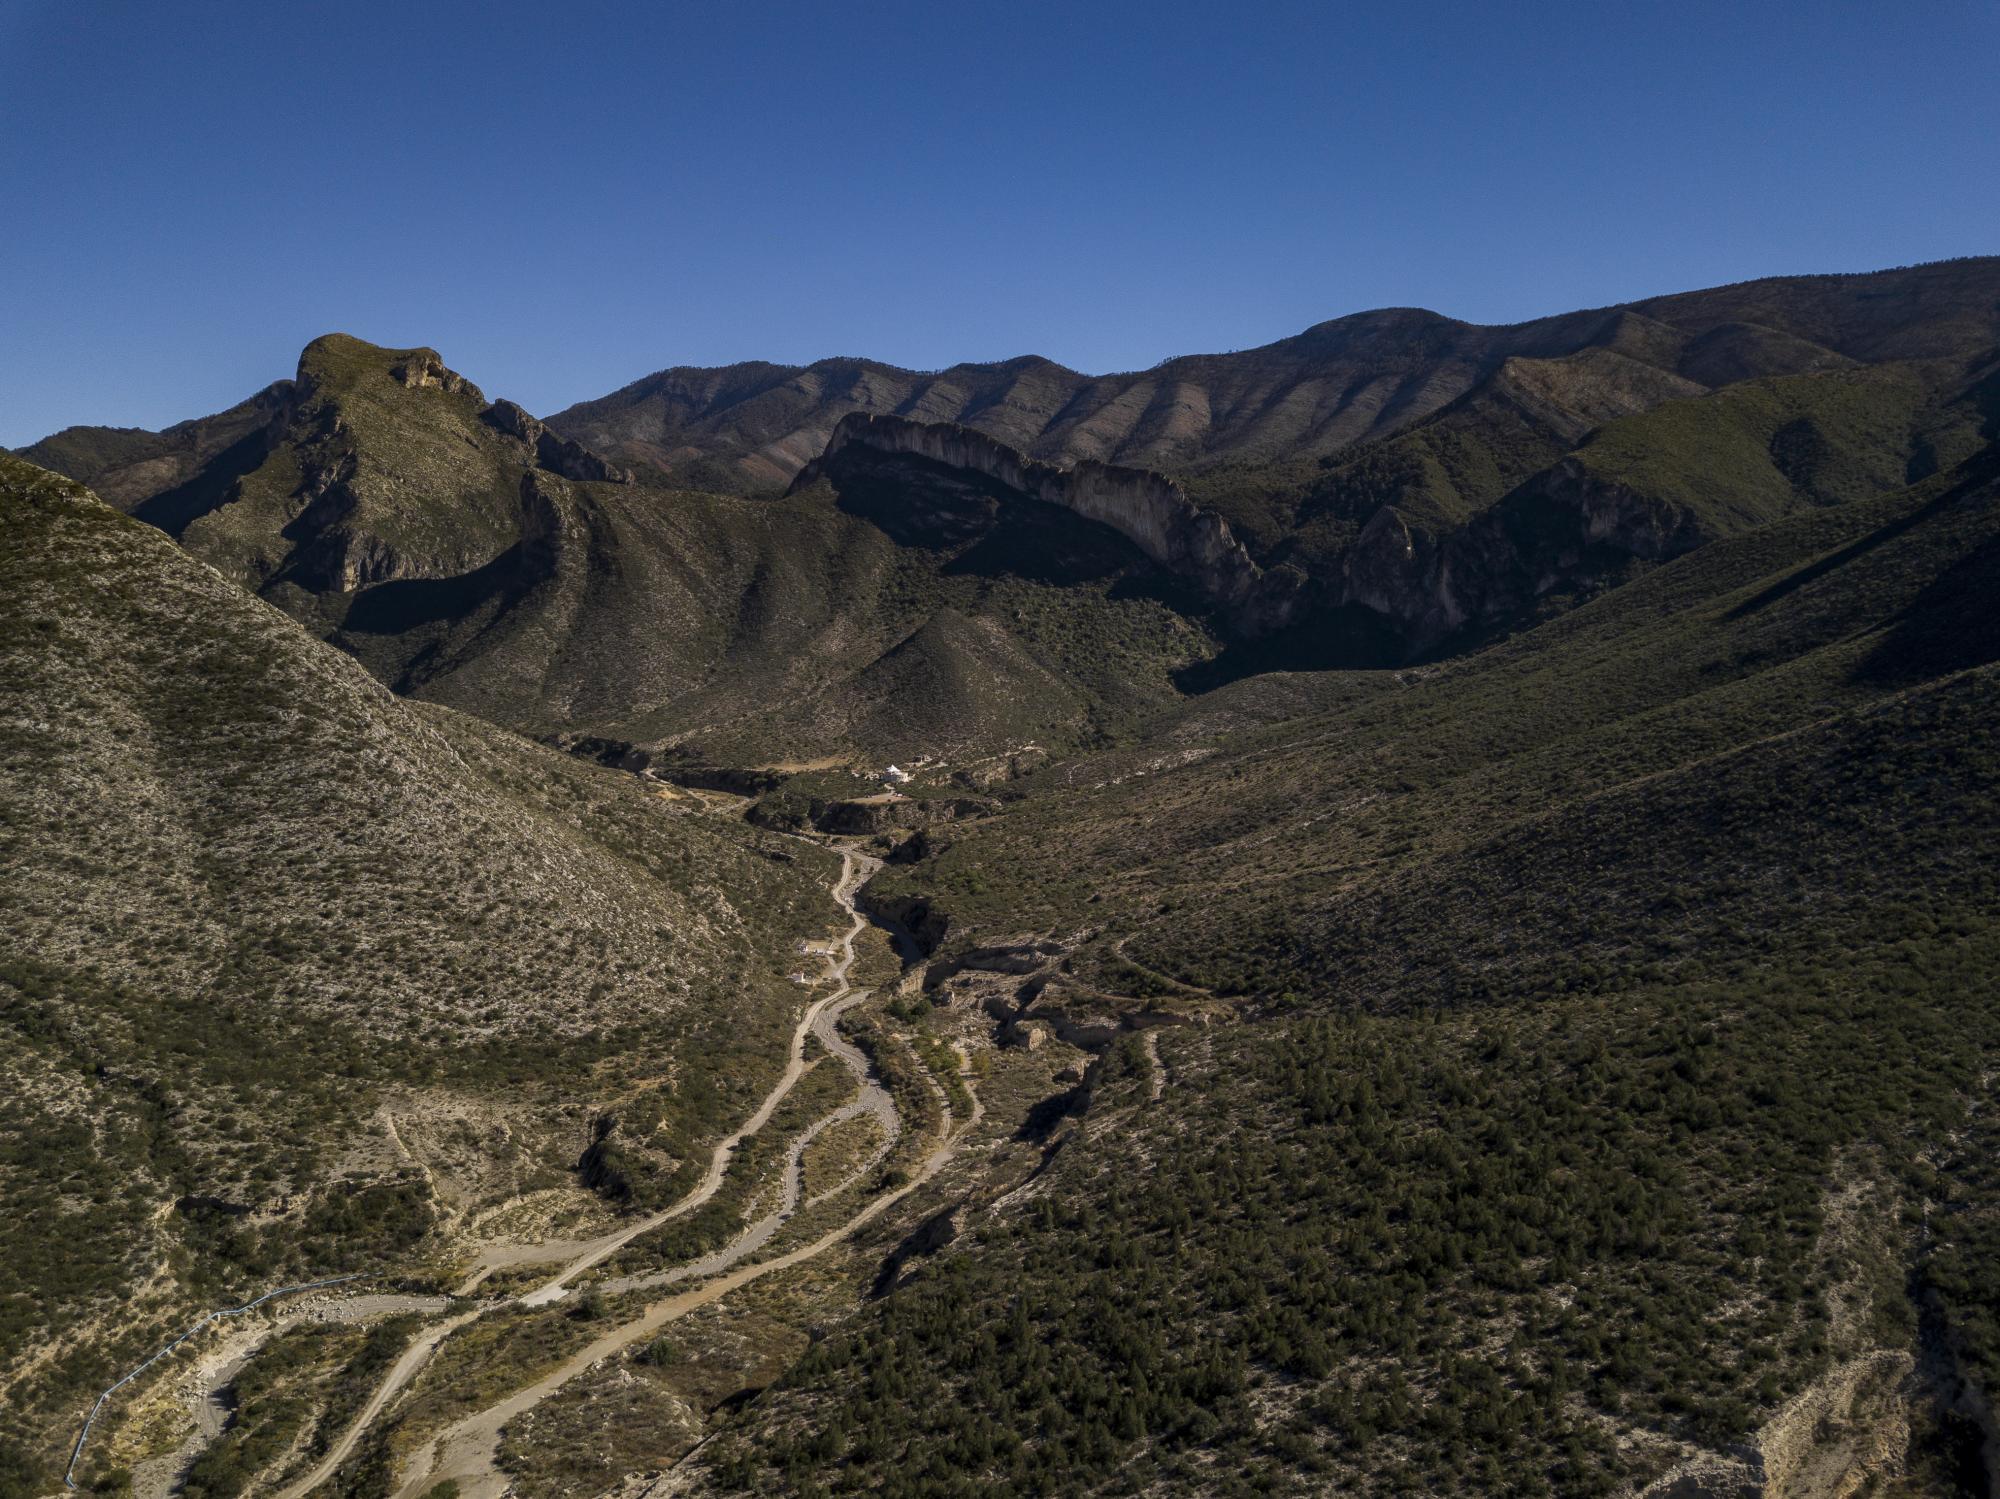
(682, 440, 2000, 1497)
(352, 463, 1221, 767)
(873, 437, 2000, 990)
(22, 264, 2000, 767)
(1556, 361, 1951, 533)
(9, 262, 2000, 1499)
(0, 455, 839, 1494)
(1182, 343, 1705, 566)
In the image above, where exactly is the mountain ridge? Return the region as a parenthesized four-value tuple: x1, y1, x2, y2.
(15, 257, 2000, 763)
(545, 257, 2000, 491)
(14, 257, 2000, 767)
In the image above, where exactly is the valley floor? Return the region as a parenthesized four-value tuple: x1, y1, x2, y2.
(70, 819, 1011, 1499)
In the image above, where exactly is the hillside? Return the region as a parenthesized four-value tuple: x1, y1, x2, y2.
(781, 346, 2000, 681)
(24, 263, 2000, 765)
(546, 258, 2000, 493)
(19, 337, 1234, 769)
(678, 432, 2000, 1497)
(0, 455, 839, 1494)
(8, 264, 2000, 1499)
(872, 432, 2000, 999)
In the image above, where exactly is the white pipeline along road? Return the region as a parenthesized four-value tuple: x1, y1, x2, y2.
(63, 1274, 368, 1489)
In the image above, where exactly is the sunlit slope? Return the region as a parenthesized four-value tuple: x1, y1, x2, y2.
(0, 455, 835, 1493)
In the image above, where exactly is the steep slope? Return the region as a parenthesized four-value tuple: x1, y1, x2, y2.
(20, 335, 631, 608)
(683, 440, 2000, 1499)
(19, 338, 1231, 768)
(1183, 316, 1990, 596)
(546, 258, 2000, 492)
(875, 434, 2000, 994)
(22, 381, 295, 522)
(1182, 341, 1710, 560)
(0, 455, 838, 1494)
(790, 412, 1298, 629)
(779, 350, 1999, 674)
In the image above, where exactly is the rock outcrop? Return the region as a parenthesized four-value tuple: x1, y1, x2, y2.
(388, 349, 473, 395)
(785, 408, 1762, 662)
(873, 1201, 970, 1295)
(1333, 456, 1723, 654)
(792, 412, 1304, 633)
(791, 410, 1675, 655)
(859, 890, 950, 956)
(789, 409, 1715, 654)
(952, 937, 1067, 976)
(485, 399, 634, 485)
(1536, 454, 1710, 559)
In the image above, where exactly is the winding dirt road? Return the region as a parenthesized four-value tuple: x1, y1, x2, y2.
(510, 852, 880, 1310)
(391, 1060, 979, 1499)
(382, 856, 979, 1499)
(596, 880, 901, 1298)
(274, 841, 963, 1499)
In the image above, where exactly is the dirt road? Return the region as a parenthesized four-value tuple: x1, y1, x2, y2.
(274, 844, 916, 1499)
(389, 1070, 979, 1499)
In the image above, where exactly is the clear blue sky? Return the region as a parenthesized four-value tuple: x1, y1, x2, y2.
(3, 0, 1996, 447)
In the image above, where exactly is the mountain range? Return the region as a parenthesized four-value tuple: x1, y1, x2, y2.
(546, 258, 2000, 490)
(6, 256, 2000, 1499)
(21, 258, 2000, 768)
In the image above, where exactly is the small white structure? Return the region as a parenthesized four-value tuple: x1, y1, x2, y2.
(881, 764, 913, 785)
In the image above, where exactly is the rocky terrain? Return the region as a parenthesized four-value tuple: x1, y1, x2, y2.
(29, 261, 2000, 738)
(6, 257, 2000, 1499)
(20, 337, 1232, 768)
(791, 412, 1293, 629)
(0, 455, 836, 1495)
(691, 375, 2000, 1498)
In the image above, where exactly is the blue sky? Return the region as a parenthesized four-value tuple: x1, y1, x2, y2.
(2, 0, 1995, 447)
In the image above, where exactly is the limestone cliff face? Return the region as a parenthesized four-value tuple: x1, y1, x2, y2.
(485, 400, 635, 486)
(1331, 457, 1722, 654)
(791, 413, 1739, 659)
(793, 412, 1302, 631)
(1535, 455, 1709, 559)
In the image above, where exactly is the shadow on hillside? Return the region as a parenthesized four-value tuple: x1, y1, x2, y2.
(338, 544, 531, 634)
(1174, 602, 1405, 692)
(1727, 450, 1996, 623)
(133, 428, 272, 537)
(1017, 1086, 1084, 1141)
(824, 447, 1191, 589)
(1856, 526, 2000, 685)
